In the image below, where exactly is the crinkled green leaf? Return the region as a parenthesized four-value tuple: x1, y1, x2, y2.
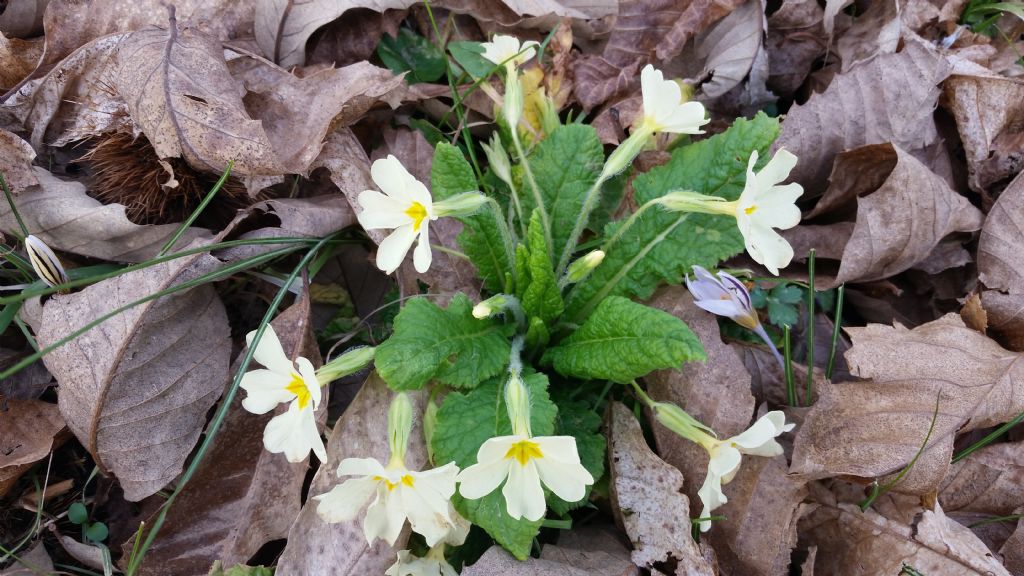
(564, 113, 781, 321)
(517, 124, 604, 263)
(543, 296, 705, 383)
(772, 283, 803, 304)
(375, 294, 510, 391)
(207, 562, 274, 576)
(432, 374, 557, 559)
(448, 41, 495, 79)
(377, 28, 446, 84)
(519, 211, 564, 324)
(432, 143, 510, 293)
(548, 400, 605, 516)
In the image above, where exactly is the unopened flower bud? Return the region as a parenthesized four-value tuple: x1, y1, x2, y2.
(600, 128, 654, 180)
(565, 250, 605, 283)
(433, 192, 489, 218)
(481, 134, 512, 185)
(472, 294, 508, 319)
(25, 234, 68, 288)
(387, 393, 414, 468)
(504, 371, 532, 437)
(657, 190, 734, 216)
(651, 400, 716, 450)
(317, 346, 375, 386)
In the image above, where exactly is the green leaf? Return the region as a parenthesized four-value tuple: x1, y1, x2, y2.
(766, 299, 798, 328)
(432, 143, 511, 293)
(543, 296, 705, 383)
(376, 28, 446, 84)
(771, 283, 802, 304)
(85, 521, 108, 542)
(519, 211, 564, 324)
(432, 374, 557, 559)
(208, 562, 275, 576)
(548, 400, 605, 516)
(565, 113, 781, 321)
(448, 41, 496, 79)
(517, 124, 604, 263)
(68, 502, 88, 525)
(375, 294, 511, 390)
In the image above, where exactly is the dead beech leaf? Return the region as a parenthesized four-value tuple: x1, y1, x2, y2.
(0, 32, 42, 91)
(214, 195, 356, 262)
(765, 0, 827, 97)
(940, 443, 1024, 517)
(0, 167, 212, 263)
(695, 0, 764, 99)
(464, 532, 637, 576)
(801, 502, 1010, 575)
(0, 128, 38, 194)
(1001, 515, 1024, 575)
(0, 543, 53, 576)
(982, 291, 1024, 352)
(834, 0, 900, 72)
(0, 0, 47, 38)
(37, 244, 231, 501)
(56, 535, 106, 572)
(255, 0, 614, 69)
(791, 314, 1024, 495)
(979, 171, 1024, 293)
(228, 57, 405, 174)
(773, 38, 951, 195)
(960, 293, 988, 334)
(0, 399, 65, 499)
(943, 72, 1024, 194)
(809, 143, 983, 287)
(276, 373, 427, 575)
(607, 402, 715, 576)
(126, 294, 320, 575)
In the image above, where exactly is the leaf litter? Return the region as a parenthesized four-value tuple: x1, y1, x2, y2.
(0, 0, 1022, 574)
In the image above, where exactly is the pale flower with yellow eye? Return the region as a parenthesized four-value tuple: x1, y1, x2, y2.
(357, 155, 437, 275)
(734, 149, 803, 275)
(239, 325, 326, 463)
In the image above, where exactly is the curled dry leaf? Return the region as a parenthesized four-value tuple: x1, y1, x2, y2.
(607, 401, 715, 576)
(941, 443, 1024, 517)
(0, 167, 212, 263)
(960, 292, 988, 334)
(982, 291, 1024, 352)
(765, 0, 827, 97)
(0, 128, 38, 194)
(0, 0, 47, 38)
(773, 38, 951, 195)
(800, 502, 1009, 575)
(214, 195, 356, 262)
(36, 243, 231, 501)
(0, 542, 54, 576)
(808, 143, 983, 287)
(1001, 515, 1024, 575)
(834, 0, 900, 72)
(125, 293, 321, 575)
(464, 530, 637, 576)
(276, 372, 427, 575)
(0, 32, 42, 91)
(255, 0, 614, 69)
(695, 0, 764, 99)
(56, 535, 106, 572)
(0, 399, 65, 498)
(943, 71, 1024, 194)
(791, 314, 1024, 495)
(979, 171, 1024, 294)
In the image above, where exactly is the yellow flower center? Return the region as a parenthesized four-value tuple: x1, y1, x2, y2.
(405, 202, 428, 231)
(376, 474, 416, 491)
(505, 440, 544, 466)
(285, 372, 312, 410)
(744, 205, 757, 215)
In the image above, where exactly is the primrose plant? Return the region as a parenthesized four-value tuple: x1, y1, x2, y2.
(238, 33, 804, 570)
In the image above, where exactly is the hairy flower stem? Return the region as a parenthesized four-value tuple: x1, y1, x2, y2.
(510, 128, 553, 261)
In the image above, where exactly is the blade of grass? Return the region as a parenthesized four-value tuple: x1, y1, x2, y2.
(158, 161, 233, 256)
(859, 392, 941, 511)
(1, 172, 29, 240)
(968, 513, 1024, 528)
(826, 284, 845, 380)
(952, 409, 1024, 463)
(125, 235, 334, 575)
(784, 325, 796, 406)
(805, 248, 815, 406)
(0, 244, 302, 379)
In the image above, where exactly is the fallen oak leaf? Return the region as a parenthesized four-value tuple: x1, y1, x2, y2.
(0, 127, 38, 194)
(607, 401, 715, 576)
(463, 536, 638, 576)
(978, 170, 1024, 294)
(36, 242, 231, 501)
(791, 314, 1024, 495)
(940, 443, 1024, 517)
(0, 399, 65, 499)
(694, 0, 765, 99)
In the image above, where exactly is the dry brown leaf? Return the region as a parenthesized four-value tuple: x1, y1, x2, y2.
(982, 291, 1024, 352)
(0, 542, 54, 576)
(0, 32, 42, 91)
(834, 0, 900, 72)
(694, 0, 764, 99)
(791, 314, 1024, 495)
(1000, 515, 1024, 575)
(809, 143, 983, 287)
(0, 399, 65, 498)
(126, 294, 321, 575)
(940, 443, 1024, 517)
(943, 72, 1024, 193)
(276, 372, 427, 574)
(228, 57, 405, 174)
(214, 195, 356, 262)
(255, 0, 614, 68)
(961, 293, 989, 334)
(464, 530, 638, 576)
(0, 0, 47, 38)
(800, 502, 1010, 575)
(0, 128, 38, 194)
(37, 243, 231, 501)
(773, 38, 951, 196)
(765, 0, 827, 97)
(979, 171, 1024, 293)
(56, 535, 105, 572)
(607, 401, 715, 576)
(0, 167, 212, 263)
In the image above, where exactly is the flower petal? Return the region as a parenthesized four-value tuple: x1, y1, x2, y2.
(376, 224, 418, 274)
(337, 457, 389, 478)
(314, 476, 379, 523)
(414, 462, 459, 500)
(753, 183, 803, 230)
(457, 458, 510, 500)
(362, 488, 392, 545)
(371, 155, 416, 202)
(692, 298, 746, 319)
(745, 224, 794, 276)
(295, 356, 321, 409)
(412, 221, 432, 273)
(240, 369, 294, 414)
(534, 457, 592, 503)
(755, 148, 799, 189)
(400, 482, 453, 546)
(246, 325, 293, 375)
(262, 403, 321, 462)
(730, 411, 792, 456)
(357, 190, 413, 230)
(381, 483, 408, 545)
(503, 460, 546, 521)
(660, 100, 708, 134)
